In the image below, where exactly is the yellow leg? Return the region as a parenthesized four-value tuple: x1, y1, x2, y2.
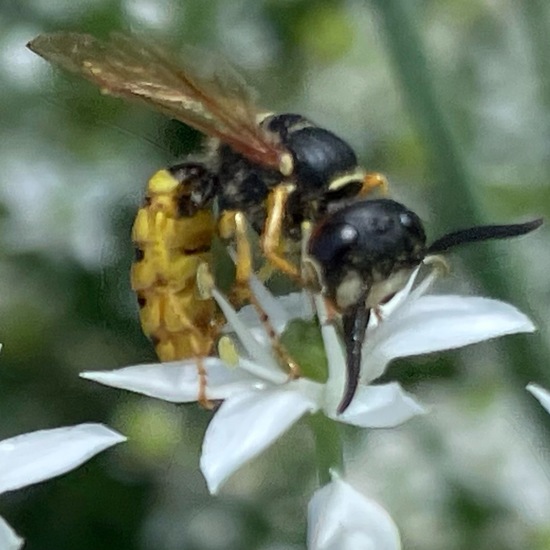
(234, 212, 254, 293)
(360, 172, 389, 196)
(186, 264, 226, 411)
(218, 210, 254, 303)
(261, 184, 301, 281)
(218, 207, 301, 378)
(195, 355, 214, 410)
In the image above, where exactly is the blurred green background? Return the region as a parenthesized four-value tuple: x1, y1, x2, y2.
(1, 0, 550, 548)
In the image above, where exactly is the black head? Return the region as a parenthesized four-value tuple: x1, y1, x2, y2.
(307, 198, 542, 414)
(307, 199, 427, 311)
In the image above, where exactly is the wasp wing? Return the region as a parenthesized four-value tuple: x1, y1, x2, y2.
(28, 32, 286, 169)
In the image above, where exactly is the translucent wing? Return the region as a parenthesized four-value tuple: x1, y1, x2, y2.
(28, 32, 287, 169)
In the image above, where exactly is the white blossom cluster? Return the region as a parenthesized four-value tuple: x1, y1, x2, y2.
(1, 259, 546, 548)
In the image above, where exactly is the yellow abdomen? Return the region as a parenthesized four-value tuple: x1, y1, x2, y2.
(131, 169, 217, 361)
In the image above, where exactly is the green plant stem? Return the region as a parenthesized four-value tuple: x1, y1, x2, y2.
(371, 0, 481, 223)
(370, 0, 550, 391)
(308, 413, 344, 486)
(519, 1, 550, 159)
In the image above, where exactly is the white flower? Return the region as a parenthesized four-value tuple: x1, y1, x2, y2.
(81, 269, 534, 494)
(308, 477, 401, 550)
(0, 517, 22, 550)
(526, 383, 550, 414)
(0, 423, 126, 549)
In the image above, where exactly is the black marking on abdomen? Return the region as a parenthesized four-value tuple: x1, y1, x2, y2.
(134, 247, 145, 262)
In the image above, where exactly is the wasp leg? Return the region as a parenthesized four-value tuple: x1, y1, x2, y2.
(261, 184, 301, 282)
(360, 172, 389, 196)
(217, 209, 301, 378)
(233, 212, 255, 302)
(194, 262, 232, 410)
(192, 355, 210, 409)
(323, 297, 340, 323)
(218, 210, 254, 304)
(255, 262, 276, 283)
(248, 288, 302, 379)
(161, 292, 217, 410)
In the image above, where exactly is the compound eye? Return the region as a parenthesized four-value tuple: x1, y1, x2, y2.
(399, 212, 415, 227)
(398, 209, 425, 239)
(308, 222, 359, 266)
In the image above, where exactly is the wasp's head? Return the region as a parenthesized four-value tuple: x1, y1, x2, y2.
(307, 198, 542, 414)
(307, 199, 427, 312)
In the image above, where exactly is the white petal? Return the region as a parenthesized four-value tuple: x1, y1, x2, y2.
(212, 288, 282, 373)
(333, 383, 426, 428)
(0, 516, 23, 550)
(313, 295, 347, 412)
(408, 261, 442, 300)
(364, 296, 535, 382)
(322, 329, 347, 412)
(527, 384, 550, 415)
(289, 377, 325, 405)
(223, 250, 292, 331)
(248, 275, 291, 331)
(308, 478, 401, 550)
(0, 424, 125, 494)
(318, 530, 381, 550)
(276, 291, 315, 321)
(227, 277, 290, 345)
(225, 303, 271, 345)
(201, 388, 318, 494)
(236, 358, 288, 385)
(375, 264, 423, 319)
(81, 359, 264, 402)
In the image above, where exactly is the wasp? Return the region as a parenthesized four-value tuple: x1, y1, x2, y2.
(27, 32, 387, 390)
(306, 198, 543, 413)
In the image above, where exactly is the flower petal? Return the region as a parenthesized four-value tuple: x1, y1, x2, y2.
(275, 290, 315, 321)
(0, 516, 23, 550)
(527, 383, 550, 415)
(363, 296, 535, 382)
(314, 295, 347, 412)
(236, 358, 288, 385)
(0, 424, 125, 494)
(374, 264, 424, 320)
(225, 278, 289, 345)
(248, 275, 292, 332)
(234, 289, 314, 346)
(81, 359, 264, 402)
(319, 531, 382, 550)
(221, 252, 294, 333)
(334, 383, 426, 428)
(200, 387, 319, 494)
(308, 478, 401, 550)
(212, 288, 282, 373)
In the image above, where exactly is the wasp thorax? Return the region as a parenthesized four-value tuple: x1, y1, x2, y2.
(168, 162, 219, 216)
(307, 199, 427, 311)
(261, 113, 363, 197)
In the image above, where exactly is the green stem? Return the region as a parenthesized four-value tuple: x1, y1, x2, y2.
(371, 0, 481, 223)
(308, 413, 344, 486)
(520, 0, 550, 120)
(370, 0, 550, 390)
